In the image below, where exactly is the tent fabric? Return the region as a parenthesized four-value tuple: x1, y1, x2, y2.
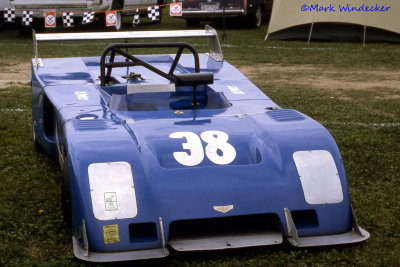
(266, 0, 400, 41)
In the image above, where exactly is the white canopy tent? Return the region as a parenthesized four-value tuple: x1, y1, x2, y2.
(266, 0, 400, 42)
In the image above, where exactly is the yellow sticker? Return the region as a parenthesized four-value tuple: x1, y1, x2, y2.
(174, 110, 184, 114)
(103, 224, 120, 244)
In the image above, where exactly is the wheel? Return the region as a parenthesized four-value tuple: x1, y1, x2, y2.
(61, 157, 72, 230)
(186, 18, 201, 27)
(246, 5, 262, 28)
(19, 26, 32, 37)
(115, 11, 123, 30)
(33, 123, 45, 153)
(111, 0, 124, 30)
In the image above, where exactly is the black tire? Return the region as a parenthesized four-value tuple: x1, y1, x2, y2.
(111, 0, 124, 30)
(19, 26, 33, 37)
(186, 18, 201, 27)
(33, 124, 45, 153)
(115, 11, 123, 30)
(246, 5, 262, 28)
(61, 157, 72, 230)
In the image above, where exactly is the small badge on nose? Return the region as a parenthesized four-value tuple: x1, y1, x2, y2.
(213, 205, 234, 213)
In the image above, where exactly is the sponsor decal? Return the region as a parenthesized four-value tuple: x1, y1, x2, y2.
(103, 224, 120, 244)
(170, 2, 182, 16)
(105, 10, 117, 26)
(74, 91, 89, 100)
(45, 11, 56, 28)
(227, 85, 245, 95)
(104, 192, 118, 211)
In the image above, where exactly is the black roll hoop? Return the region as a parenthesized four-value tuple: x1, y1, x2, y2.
(99, 42, 213, 87)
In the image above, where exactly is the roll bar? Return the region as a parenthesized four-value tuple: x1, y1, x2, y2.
(99, 42, 202, 86)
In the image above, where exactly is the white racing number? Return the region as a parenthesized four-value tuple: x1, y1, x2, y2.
(169, 131, 236, 166)
(169, 132, 204, 166)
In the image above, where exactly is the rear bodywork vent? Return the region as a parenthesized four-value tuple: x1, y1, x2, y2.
(168, 214, 283, 251)
(267, 109, 305, 122)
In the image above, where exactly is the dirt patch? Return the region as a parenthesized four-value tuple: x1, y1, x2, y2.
(239, 63, 400, 91)
(0, 62, 31, 89)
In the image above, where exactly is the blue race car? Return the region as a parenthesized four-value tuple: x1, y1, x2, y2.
(31, 27, 369, 262)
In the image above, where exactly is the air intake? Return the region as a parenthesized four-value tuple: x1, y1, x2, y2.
(168, 214, 283, 251)
(267, 109, 305, 122)
(72, 119, 108, 131)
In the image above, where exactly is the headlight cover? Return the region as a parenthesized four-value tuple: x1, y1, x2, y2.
(88, 161, 138, 220)
(293, 150, 344, 205)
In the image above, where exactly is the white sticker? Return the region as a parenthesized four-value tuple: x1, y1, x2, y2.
(74, 91, 89, 100)
(170, 131, 236, 166)
(104, 192, 118, 211)
(227, 85, 245, 95)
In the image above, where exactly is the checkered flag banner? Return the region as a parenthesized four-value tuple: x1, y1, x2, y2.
(147, 6, 160, 22)
(4, 8, 15, 22)
(132, 9, 140, 26)
(62, 12, 74, 27)
(22, 11, 33, 26)
(82, 12, 94, 24)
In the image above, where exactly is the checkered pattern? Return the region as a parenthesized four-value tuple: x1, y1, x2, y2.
(62, 12, 74, 27)
(4, 8, 15, 22)
(147, 6, 160, 22)
(22, 11, 33, 26)
(82, 12, 94, 24)
(132, 9, 140, 26)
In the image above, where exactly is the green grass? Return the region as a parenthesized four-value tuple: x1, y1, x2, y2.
(0, 9, 400, 266)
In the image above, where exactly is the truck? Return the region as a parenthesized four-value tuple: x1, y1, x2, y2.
(174, 0, 273, 27)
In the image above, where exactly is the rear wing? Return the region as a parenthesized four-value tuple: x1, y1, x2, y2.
(33, 25, 223, 67)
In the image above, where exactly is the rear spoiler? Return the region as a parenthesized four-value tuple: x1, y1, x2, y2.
(33, 25, 223, 67)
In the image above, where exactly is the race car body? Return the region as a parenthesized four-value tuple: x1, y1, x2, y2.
(31, 27, 369, 262)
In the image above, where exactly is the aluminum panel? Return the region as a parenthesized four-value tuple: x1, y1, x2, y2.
(88, 162, 137, 220)
(293, 150, 344, 204)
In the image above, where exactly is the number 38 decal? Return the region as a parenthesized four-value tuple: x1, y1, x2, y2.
(169, 131, 236, 166)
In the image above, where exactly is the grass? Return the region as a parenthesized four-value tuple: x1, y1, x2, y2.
(0, 9, 400, 266)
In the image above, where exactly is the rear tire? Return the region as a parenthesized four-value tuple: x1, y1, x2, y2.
(186, 18, 201, 27)
(246, 5, 262, 28)
(115, 11, 123, 30)
(111, 0, 124, 30)
(61, 158, 72, 230)
(33, 124, 45, 153)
